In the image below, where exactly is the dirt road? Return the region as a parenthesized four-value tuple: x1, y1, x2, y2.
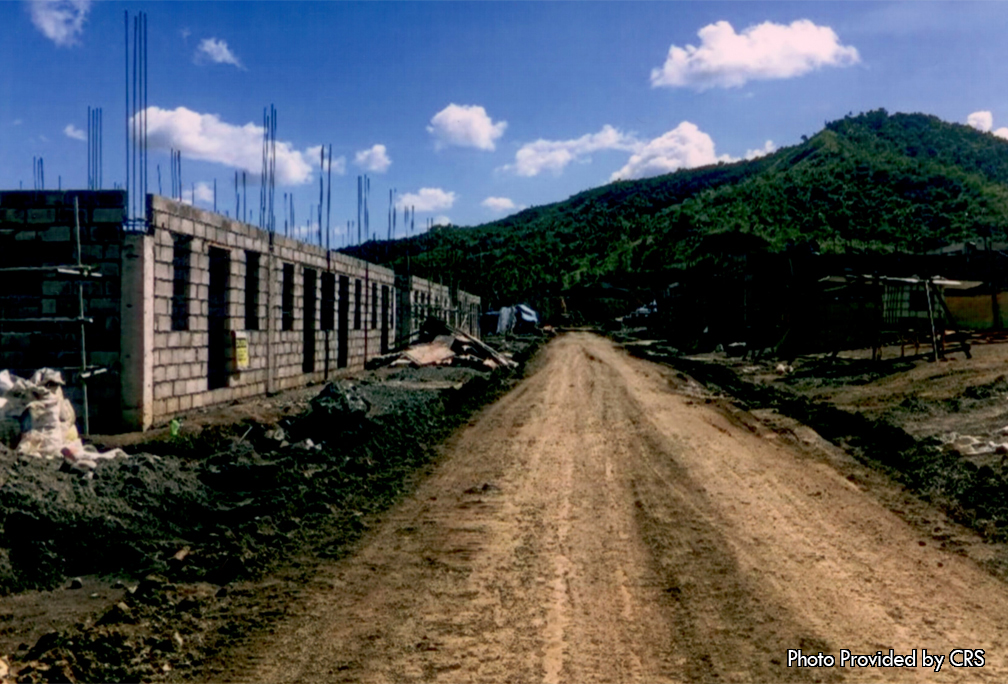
(220, 333, 1008, 682)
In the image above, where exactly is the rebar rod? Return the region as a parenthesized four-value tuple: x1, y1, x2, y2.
(74, 197, 90, 435)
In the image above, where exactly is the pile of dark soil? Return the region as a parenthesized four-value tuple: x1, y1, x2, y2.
(2, 332, 548, 683)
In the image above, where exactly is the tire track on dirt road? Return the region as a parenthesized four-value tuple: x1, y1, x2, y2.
(217, 333, 1008, 682)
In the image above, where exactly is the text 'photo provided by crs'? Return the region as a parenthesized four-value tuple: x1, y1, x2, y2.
(788, 649, 985, 673)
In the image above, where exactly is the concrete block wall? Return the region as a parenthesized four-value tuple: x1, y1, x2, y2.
(135, 198, 269, 423)
(138, 195, 408, 427)
(0, 190, 126, 432)
(396, 275, 481, 347)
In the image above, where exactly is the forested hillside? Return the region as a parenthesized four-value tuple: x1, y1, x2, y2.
(345, 110, 1008, 321)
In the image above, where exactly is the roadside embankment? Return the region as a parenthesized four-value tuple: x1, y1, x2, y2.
(1, 332, 548, 684)
(624, 341, 1008, 554)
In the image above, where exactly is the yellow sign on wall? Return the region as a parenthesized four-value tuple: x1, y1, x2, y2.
(233, 331, 249, 370)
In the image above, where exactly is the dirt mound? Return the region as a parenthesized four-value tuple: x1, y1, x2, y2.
(2, 333, 548, 683)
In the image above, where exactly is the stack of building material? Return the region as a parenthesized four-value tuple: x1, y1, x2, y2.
(0, 368, 125, 470)
(367, 320, 517, 371)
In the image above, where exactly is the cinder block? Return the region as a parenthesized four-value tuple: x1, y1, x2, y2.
(27, 208, 55, 224)
(154, 382, 172, 400)
(165, 396, 179, 414)
(41, 226, 71, 242)
(92, 208, 124, 224)
(41, 281, 68, 296)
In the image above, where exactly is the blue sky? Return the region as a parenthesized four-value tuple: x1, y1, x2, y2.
(3, 1, 1008, 245)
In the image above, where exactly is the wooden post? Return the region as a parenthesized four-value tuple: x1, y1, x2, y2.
(925, 278, 940, 362)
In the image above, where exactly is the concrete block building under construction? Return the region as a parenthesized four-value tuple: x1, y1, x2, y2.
(0, 190, 481, 433)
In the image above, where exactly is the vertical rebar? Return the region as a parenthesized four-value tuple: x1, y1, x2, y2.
(132, 14, 138, 221)
(270, 106, 277, 232)
(143, 11, 148, 222)
(74, 197, 90, 435)
(125, 10, 129, 212)
(318, 145, 324, 246)
(326, 144, 332, 251)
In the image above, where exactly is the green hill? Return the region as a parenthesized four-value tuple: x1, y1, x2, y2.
(344, 110, 1008, 322)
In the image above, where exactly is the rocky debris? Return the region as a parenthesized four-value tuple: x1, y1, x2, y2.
(311, 381, 370, 418)
(938, 432, 1008, 457)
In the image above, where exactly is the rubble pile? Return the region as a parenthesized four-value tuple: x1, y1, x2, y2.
(367, 318, 518, 371)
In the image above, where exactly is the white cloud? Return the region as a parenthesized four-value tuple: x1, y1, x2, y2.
(63, 124, 85, 141)
(427, 104, 507, 151)
(28, 0, 90, 47)
(433, 215, 451, 227)
(195, 38, 243, 69)
(139, 106, 315, 185)
(354, 144, 391, 173)
(180, 181, 215, 206)
(396, 187, 456, 213)
(651, 19, 860, 90)
(610, 122, 731, 181)
(505, 125, 640, 177)
(967, 111, 1008, 139)
(13, 119, 23, 126)
(968, 111, 993, 132)
(193, 181, 214, 204)
(481, 196, 522, 213)
(745, 140, 777, 160)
